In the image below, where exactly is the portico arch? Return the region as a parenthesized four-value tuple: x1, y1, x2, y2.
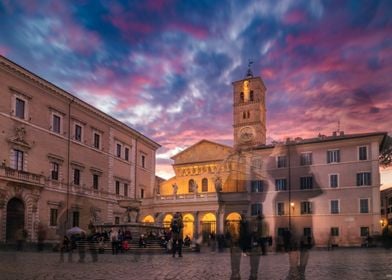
(6, 197, 25, 242)
(226, 212, 241, 237)
(182, 213, 194, 239)
(163, 214, 173, 229)
(142, 215, 155, 223)
(201, 212, 216, 241)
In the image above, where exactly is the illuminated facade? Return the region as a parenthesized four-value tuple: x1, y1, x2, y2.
(141, 70, 386, 247)
(381, 187, 392, 230)
(0, 56, 160, 244)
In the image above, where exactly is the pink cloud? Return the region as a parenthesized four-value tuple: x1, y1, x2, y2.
(168, 22, 209, 39)
(110, 16, 154, 35)
(282, 10, 308, 24)
(145, 0, 171, 11)
(28, 1, 102, 55)
(0, 46, 9, 56)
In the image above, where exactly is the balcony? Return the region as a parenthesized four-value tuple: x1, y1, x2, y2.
(155, 192, 218, 203)
(0, 166, 45, 188)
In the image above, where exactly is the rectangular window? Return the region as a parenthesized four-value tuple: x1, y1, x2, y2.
(73, 169, 80, 185)
(277, 202, 285, 215)
(141, 188, 144, 199)
(360, 227, 369, 237)
(251, 203, 262, 216)
(125, 147, 129, 161)
(202, 178, 208, 192)
(72, 211, 80, 227)
(141, 155, 146, 168)
(14, 149, 24, 171)
(330, 174, 339, 188)
(115, 217, 120, 225)
(124, 183, 128, 197)
(15, 98, 25, 119)
(327, 149, 340, 163)
(360, 199, 369, 213)
(300, 152, 312, 165)
(359, 146, 368, 161)
(277, 156, 287, 168)
(93, 174, 99, 190)
(357, 172, 371, 186)
(93, 133, 100, 149)
(52, 114, 61, 133)
(251, 180, 263, 192)
(277, 227, 288, 237)
(331, 227, 339, 236)
(51, 162, 59, 180)
(74, 124, 82, 141)
(275, 178, 287, 191)
(115, 181, 120, 195)
(330, 200, 339, 214)
(303, 227, 312, 237)
(50, 208, 58, 226)
(116, 144, 121, 157)
(301, 201, 312, 214)
(300, 176, 313, 189)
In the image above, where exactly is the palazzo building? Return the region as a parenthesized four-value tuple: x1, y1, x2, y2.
(0, 55, 160, 244)
(140, 68, 387, 247)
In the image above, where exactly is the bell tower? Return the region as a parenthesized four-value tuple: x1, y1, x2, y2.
(233, 64, 267, 149)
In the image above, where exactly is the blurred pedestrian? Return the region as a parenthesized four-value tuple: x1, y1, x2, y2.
(170, 212, 184, 257)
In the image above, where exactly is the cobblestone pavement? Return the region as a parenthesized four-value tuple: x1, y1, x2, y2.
(0, 248, 391, 280)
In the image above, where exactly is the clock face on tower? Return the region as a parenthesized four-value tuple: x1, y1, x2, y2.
(239, 126, 255, 143)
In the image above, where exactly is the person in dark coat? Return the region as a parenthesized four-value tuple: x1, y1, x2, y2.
(170, 212, 184, 257)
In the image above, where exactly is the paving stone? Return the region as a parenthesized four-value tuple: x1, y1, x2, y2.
(0, 248, 391, 279)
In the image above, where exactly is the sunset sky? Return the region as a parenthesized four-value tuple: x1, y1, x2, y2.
(0, 0, 391, 181)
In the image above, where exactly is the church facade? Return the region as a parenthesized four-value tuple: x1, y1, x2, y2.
(141, 70, 386, 247)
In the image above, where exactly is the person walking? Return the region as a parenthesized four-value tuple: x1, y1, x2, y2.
(110, 228, 119, 255)
(170, 212, 184, 257)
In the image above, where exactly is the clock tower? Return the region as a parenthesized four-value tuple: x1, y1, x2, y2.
(233, 66, 267, 150)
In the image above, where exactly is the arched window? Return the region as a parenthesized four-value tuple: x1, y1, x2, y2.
(202, 178, 208, 192)
(250, 90, 254, 101)
(243, 112, 246, 119)
(240, 92, 244, 103)
(188, 179, 195, 193)
(247, 111, 250, 118)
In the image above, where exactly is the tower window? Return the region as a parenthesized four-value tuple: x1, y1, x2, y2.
(250, 90, 254, 101)
(240, 92, 244, 103)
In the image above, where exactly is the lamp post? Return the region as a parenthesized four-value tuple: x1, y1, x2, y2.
(289, 202, 295, 231)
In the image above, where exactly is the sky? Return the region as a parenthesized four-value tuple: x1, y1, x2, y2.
(0, 0, 391, 181)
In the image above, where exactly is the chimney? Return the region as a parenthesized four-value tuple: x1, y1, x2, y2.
(340, 131, 344, 136)
(332, 131, 337, 137)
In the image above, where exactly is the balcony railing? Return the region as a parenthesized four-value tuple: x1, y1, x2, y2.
(0, 166, 45, 187)
(155, 192, 218, 202)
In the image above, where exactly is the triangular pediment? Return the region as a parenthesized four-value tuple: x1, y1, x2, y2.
(171, 140, 233, 165)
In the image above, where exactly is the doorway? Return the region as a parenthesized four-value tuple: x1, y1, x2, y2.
(6, 197, 25, 242)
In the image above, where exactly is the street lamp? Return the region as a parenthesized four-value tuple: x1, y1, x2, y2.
(380, 219, 385, 227)
(289, 202, 295, 231)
